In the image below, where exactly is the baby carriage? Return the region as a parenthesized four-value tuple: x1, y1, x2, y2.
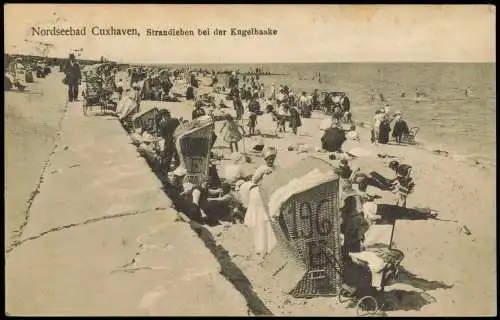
(337, 207, 405, 316)
(400, 127, 419, 145)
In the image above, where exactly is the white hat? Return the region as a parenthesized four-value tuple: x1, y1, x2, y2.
(262, 146, 277, 160)
(394, 110, 402, 115)
(172, 166, 187, 177)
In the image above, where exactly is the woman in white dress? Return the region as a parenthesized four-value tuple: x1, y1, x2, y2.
(242, 146, 278, 256)
(117, 83, 141, 120)
(371, 110, 384, 144)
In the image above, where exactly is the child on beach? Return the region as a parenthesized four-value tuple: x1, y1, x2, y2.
(277, 103, 290, 133)
(388, 161, 415, 208)
(220, 114, 245, 153)
(289, 105, 302, 135)
(248, 111, 257, 136)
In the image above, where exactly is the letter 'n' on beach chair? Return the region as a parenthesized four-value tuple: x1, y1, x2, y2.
(401, 127, 419, 145)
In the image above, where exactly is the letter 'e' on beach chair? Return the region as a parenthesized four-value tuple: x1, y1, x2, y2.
(401, 127, 419, 145)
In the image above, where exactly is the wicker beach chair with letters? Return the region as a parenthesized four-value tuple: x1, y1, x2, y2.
(174, 115, 216, 186)
(258, 156, 404, 316)
(259, 157, 344, 300)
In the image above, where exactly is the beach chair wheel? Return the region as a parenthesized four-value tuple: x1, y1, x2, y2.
(337, 284, 357, 304)
(337, 289, 351, 304)
(356, 295, 379, 316)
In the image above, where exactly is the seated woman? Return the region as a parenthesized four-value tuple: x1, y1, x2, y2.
(340, 194, 370, 255)
(204, 182, 244, 224)
(117, 83, 141, 121)
(221, 152, 251, 187)
(340, 194, 405, 293)
(164, 167, 193, 215)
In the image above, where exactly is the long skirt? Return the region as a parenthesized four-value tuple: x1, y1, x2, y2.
(372, 123, 380, 143)
(118, 96, 138, 119)
(243, 186, 277, 255)
(378, 122, 390, 144)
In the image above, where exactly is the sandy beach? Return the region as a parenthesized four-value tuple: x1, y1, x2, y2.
(131, 74, 496, 316)
(5, 70, 496, 317)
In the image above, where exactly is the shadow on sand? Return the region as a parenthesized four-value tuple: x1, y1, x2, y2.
(344, 261, 453, 314)
(396, 267, 454, 291)
(189, 223, 274, 316)
(140, 153, 272, 315)
(379, 266, 453, 312)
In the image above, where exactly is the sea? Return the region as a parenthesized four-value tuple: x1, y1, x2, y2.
(162, 63, 496, 165)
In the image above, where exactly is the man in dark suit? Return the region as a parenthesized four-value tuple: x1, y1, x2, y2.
(158, 109, 181, 175)
(64, 53, 82, 102)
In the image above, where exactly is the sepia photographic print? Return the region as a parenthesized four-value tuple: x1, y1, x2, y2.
(4, 4, 496, 317)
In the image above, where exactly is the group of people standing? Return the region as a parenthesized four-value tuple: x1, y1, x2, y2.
(371, 106, 410, 145)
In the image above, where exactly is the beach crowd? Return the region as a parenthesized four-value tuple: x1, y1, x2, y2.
(62, 54, 447, 304)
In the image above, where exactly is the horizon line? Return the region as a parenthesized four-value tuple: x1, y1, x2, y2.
(4, 53, 495, 65)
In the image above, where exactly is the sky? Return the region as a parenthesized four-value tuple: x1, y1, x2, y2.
(4, 4, 496, 64)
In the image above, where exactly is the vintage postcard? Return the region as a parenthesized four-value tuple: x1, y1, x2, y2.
(4, 4, 496, 317)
